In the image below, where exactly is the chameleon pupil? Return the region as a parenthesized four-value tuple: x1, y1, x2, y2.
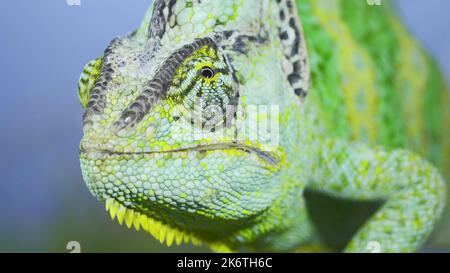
(201, 67, 215, 78)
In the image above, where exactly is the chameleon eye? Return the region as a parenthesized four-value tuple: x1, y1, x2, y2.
(201, 66, 215, 79)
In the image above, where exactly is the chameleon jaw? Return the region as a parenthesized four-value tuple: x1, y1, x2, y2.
(105, 198, 203, 247)
(80, 141, 283, 249)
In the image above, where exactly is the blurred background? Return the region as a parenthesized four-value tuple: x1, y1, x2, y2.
(0, 0, 449, 252)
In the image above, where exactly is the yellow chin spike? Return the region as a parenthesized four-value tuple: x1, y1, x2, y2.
(105, 198, 114, 211)
(149, 219, 162, 239)
(140, 213, 149, 231)
(159, 225, 167, 244)
(175, 231, 184, 246)
(133, 211, 141, 231)
(125, 209, 134, 228)
(116, 206, 126, 225)
(104, 199, 204, 247)
(166, 229, 175, 247)
(183, 233, 191, 244)
(108, 199, 120, 220)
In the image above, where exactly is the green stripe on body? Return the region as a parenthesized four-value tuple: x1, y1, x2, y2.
(297, 0, 350, 140)
(339, 0, 407, 148)
(299, 0, 382, 143)
(299, 0, 448, 171)
(297, 0, 450, 246)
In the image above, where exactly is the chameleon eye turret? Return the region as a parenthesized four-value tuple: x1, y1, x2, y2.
(79, 0, 449, 252)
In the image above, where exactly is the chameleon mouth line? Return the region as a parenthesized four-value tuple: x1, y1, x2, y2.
(80, 143, 279, 165)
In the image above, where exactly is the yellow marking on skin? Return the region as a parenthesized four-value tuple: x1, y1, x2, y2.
(105, 198, 114, 211)
(311, 0, 379, 142)
(191, 236, 202, 246)
(390, 17, 428, 154)
(200, 161, 209, 170)
(172, 45, 218, 84)
(183, 233, 191, 244)
(209, 243, 234, 253)
(159, 223, 167, 244)
(152, 219, 163, 241)
(135, 115, 156, 140)
(109, 199, 120, 220)
(78, 57, 103, 108)
(140, 213, 149, 231)
(166, 229, 176, 247)
(116, 205, 126, 225)
(133, 211, 141, 231)
(125, 209, 134, 228)
(194, 61, 214, 71)
(175, 232, 184, 245)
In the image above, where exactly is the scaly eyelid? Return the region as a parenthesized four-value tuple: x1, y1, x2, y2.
(194, 60, 215, 70)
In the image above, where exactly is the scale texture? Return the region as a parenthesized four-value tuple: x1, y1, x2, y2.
(78, 0, 450, 252)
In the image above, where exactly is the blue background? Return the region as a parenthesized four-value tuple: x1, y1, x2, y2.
(0, 0, 449, 252)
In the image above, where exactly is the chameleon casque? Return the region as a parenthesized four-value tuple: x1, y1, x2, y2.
(78, 0, 450, 252)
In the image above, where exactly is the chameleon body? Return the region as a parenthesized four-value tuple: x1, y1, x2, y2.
(78, 0, 450, 252)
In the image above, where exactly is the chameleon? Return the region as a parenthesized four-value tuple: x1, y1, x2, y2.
(78, 0, 450, 252)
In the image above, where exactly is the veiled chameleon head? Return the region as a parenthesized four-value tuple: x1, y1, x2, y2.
(78, 0, 308, 247)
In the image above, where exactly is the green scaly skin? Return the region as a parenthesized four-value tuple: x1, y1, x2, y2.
(78, 0, 450, 252)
